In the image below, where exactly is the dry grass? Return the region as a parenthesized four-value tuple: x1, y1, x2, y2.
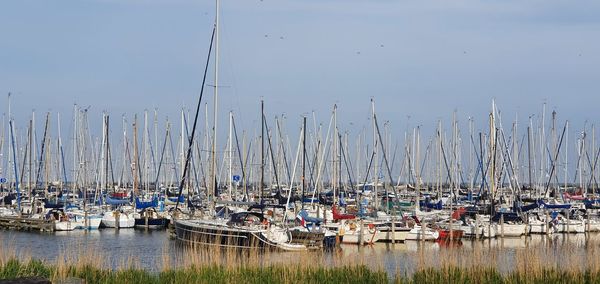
(3, 233, 600, 283)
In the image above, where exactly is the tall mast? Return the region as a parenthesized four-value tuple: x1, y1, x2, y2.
(437, 120, 442, 198)
(228, 111, 233, 198)
(9, 119, 20, 214)
(333, 104, 337, 201)
(121, 115, 127, 189)
(7, 93, 12, 189)
(7, 93, 10, 123)
(242, 131, 247, 200)
(144, 110, 149, 192)
(100, 113, 106, 195)
(32, 112, 37, 188)
(469, 117, 474, 191)
(260, 99, 264, 203)
(371, 98, 378, 210)
(0, 115, 5, 188)
(72, 105, 78, 192)
(45, 124, 50, 195)
(513, 115, 518, 191)
(57, 113, 66, 195)
(540, 103, 546, 194)
(204, 103, 209, 190)
(302, 116, 306, 210)
(174, 23, 217, 211)
(490, 105, 496, 216)
(416, 126, 421, 198)
(565, 121, 569, 193)
(592, 125, 596, 195)
(180, 109, 185, 187)
(133, 115, 139, 198)
(154, 108, 159, 189)
(28, 119, 33, 202)
(552, 111, 557, 189)
(105, 114, 110, 195)
(528, 117, 533, 189)
(210, 0, 220, 204)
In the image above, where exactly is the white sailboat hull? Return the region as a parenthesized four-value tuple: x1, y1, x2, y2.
(378, 230, 409, 242)
(498, 223, 527, 237)
(341, 231, 381, 244)
(54, 220, 85, 231)
(558, 221, 585, 233)
(102, 212, 135, 228)
(405, 227, 439, 241)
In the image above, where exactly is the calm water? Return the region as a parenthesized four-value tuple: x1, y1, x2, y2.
(1, 229, 598, 275)
(0, 229, 174, 270)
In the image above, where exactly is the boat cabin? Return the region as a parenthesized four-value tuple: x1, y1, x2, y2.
(227, 212, 266, 227)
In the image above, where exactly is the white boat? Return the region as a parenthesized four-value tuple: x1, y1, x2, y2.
(556, 218, 585, 233)
(45, 209, 85, 231)
(587, 219, 600, 232)
(377, 225, 410, 242)
(54, 219, 85, 231)
(460, 224, 480, 238)
(458, 216, 493, 238)
(82, 215, 102, 230)
(528, 216, 557, 234)
(497, 223, 528, 237)
(335, 220, 381, 245)
(482, 223, 497, 238)
(102, 210, 135, 228)
(71, 212, 103, 230)
(405, 225, 439, 241)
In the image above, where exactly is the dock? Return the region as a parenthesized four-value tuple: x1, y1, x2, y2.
(0, 216, 54, 232)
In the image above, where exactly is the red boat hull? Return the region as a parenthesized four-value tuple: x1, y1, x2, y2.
(437, 229, 463, 241)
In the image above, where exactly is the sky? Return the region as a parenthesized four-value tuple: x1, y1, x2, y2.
(1, 0, 599, 141)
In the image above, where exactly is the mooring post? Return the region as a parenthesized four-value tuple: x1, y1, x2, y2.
(475, 214, 480, 240)
(566, 209, 570, 233)
(391, 219, 396, 243)
(586, 210, 590, 233)
(546, 210, 551, 235)
(115, 210, 120, 230)
(500, 213, 505, 238)
(359, 219, 364, 245)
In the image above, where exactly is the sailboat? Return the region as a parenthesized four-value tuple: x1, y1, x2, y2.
(171, 1, 312, 251)
(134, 197, 169, 229)
(46, 208, 84, 231)
(101, 208, 135, 228)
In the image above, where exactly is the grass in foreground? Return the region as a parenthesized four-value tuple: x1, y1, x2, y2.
(4, 234, 600, 283)
(3, 259, 600, 284)
(0, 259, 386, 284)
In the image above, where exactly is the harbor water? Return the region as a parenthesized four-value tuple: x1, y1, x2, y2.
(2, 229, 600, 276)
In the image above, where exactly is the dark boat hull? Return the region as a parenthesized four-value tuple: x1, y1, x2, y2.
(134, 217, 169, 229)
(173, 219, 281, 250)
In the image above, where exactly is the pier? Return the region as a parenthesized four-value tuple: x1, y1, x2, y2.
(0, 216, 54, 232)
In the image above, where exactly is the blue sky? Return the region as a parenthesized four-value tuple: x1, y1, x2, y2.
(1, 0, 599, 138)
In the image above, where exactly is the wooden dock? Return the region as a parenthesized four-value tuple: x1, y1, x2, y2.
(0, 216, 54, 232)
